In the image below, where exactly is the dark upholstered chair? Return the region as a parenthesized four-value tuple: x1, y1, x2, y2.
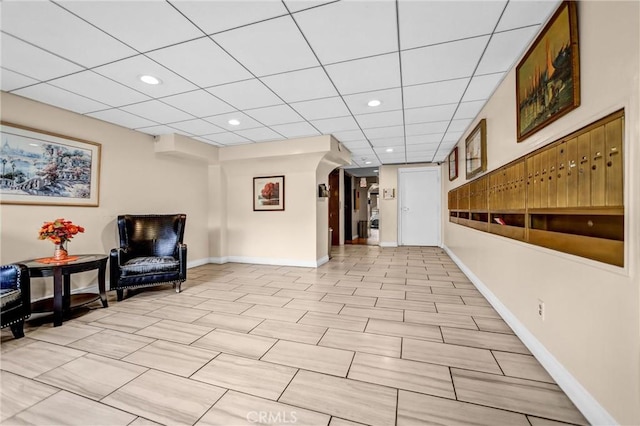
(1, 264, 31, 338)
(110, 214, 187, 301)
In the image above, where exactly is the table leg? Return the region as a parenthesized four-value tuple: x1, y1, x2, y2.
(98, 260, 108, 308)
(63, 273, 71, 319)
(53, 267, 63, 327)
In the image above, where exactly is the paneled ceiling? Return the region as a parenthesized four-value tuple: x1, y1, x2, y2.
(0, 0, 560, 169)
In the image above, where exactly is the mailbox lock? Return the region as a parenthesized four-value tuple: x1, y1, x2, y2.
(594, 152, 602, 160)
(587, 220, 594, 227)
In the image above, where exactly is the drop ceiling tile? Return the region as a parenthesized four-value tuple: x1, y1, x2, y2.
(93, 55, 198, 98)
(443, 131, 464, 142)
(398, 0, 506, 49)
(14, 84, 110, 114)
(310, 116, 359, 134)
(405, 121, 449, 136)
(311, 117, 358, 135)
(290, 97, 350, 121)
(293, 0, 397, 64)
(363, 126, 404, 140)
(406, 134, 444, 145)
(370, 137, 405, 148)
(476, 27, 540, 75)
(207, 79, 282, 110)
(270, 122, 321, 138)
(168, 119, 225, 136)
(377, 152, 407, 161)
(355, 110, 404, 129)
(212, 16, 318, 76)
(147, 38, 253, 88)
(205, 132, 251, 145)
(331, 129, 367, 142)
(49, 71, 151, 107)
(136, 125, 185, 136)
(404, 104, 457, 124)
(401, 36, 490, 86)
(204, 112, 262, 131)
(1, 34, 84, 82)
(171, 1, 288, 35)
(325, 52, 400, 94)
(341, 140, 371, 150)
(448, 119, 473, 133)
(193, 136, 222, 147)
(1, 68, 39, 92)
(236, 127, 283, 142)
(343, 88, 403, 115)
(121, 100, 193, 123)
(406, 144, 438, 153)
(88, 108, 157, 129)
(462, 73, 505, 102)
(261, 67, 338, 103)
(58, 1, 202, 52)
(496, 1, 560, 32)
(1, 1, 136, 68)
(403, 78, 469, 108)
(284, 1, 335, 13)
(454, 100, 486, 120)
(160, 90, 236, 118)
(244, 105, 304, 126)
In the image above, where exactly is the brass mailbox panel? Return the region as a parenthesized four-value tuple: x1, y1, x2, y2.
(590, 125, 606, 206)
(605, 116, 623, 206)
(539, 148, 549, 208)
(565, 137, 578, 207)
(577, 133, 591, 207)
(547, 145, 557, 208)
(556, 142, 567, 207)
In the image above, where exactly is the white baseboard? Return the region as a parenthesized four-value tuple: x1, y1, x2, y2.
(218, 255, 325, 268)
(187, 258, 211, 268)
(443, 245, 617, 426)
(379, 242, 398, 247)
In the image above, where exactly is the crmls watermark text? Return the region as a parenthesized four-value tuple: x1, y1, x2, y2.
(246, 411, 298, 424)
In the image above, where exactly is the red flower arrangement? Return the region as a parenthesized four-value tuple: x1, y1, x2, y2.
(38, 218, 85, 245)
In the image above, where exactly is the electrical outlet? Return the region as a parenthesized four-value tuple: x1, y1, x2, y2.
(537, 299, 545, 321)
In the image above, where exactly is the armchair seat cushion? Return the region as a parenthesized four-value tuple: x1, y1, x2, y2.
(120, 256, 179, 276)
(1, 288, 22, 310)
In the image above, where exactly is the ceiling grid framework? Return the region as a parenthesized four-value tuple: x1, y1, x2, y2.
(0, 0, 560, 170)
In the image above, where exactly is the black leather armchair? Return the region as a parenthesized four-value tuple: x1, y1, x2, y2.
(1, 264, 31, 338)
(110, 214, 187, 301)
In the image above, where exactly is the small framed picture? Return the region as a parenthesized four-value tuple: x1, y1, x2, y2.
(465, 119, 487, 179)
(448, 147, 458, 181)
(253, 175, 284, 211)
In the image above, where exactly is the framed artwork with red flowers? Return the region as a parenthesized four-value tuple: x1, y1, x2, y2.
(0, 122, 101, 206)
(253, 175, 284, 211)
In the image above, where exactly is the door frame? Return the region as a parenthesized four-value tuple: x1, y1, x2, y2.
(397, 166, 442, 247)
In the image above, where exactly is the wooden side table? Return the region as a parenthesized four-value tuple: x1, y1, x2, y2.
(20, 254, 108, 326)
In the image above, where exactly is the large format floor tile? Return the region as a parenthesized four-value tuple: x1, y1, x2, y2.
(0, 245, 588, 426)
(102, 370, 225, 425)
(280, 370, 397, 426)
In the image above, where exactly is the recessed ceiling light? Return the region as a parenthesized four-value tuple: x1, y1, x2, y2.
(365, 161, 372, 165)
(386, 148, 394, 153)
(228, 119, 240, 126)
(139, 75, 161, 85)
(29, 143, 39, 147)
(367, 99, 381, 107)
(373, 169, 379, 173)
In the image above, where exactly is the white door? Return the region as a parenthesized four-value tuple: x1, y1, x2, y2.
(398, 167, 441, 246)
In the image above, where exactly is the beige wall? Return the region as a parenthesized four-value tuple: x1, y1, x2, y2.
(0, 92, 212, 298)
(443, 2, 639, 424)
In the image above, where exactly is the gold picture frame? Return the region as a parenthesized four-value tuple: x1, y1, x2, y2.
(0, 122, 101, 206)
(465, 119, 487, 179)
(516, 0, 580, 142)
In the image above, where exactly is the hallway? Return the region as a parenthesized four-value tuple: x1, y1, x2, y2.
(1, 246, 586, 425)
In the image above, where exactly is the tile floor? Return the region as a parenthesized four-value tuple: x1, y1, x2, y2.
(0, 246, 588, 426)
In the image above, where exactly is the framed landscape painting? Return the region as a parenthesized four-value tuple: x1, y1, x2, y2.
(254, 175, 284, 211)
(465, 119, 487, 179)
(0, 122, 101, 206)
(448, 147, 458, 181)
(516, 0, 580, 142)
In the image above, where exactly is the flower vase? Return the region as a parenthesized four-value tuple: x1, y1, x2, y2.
(53, 242, 68, 261)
